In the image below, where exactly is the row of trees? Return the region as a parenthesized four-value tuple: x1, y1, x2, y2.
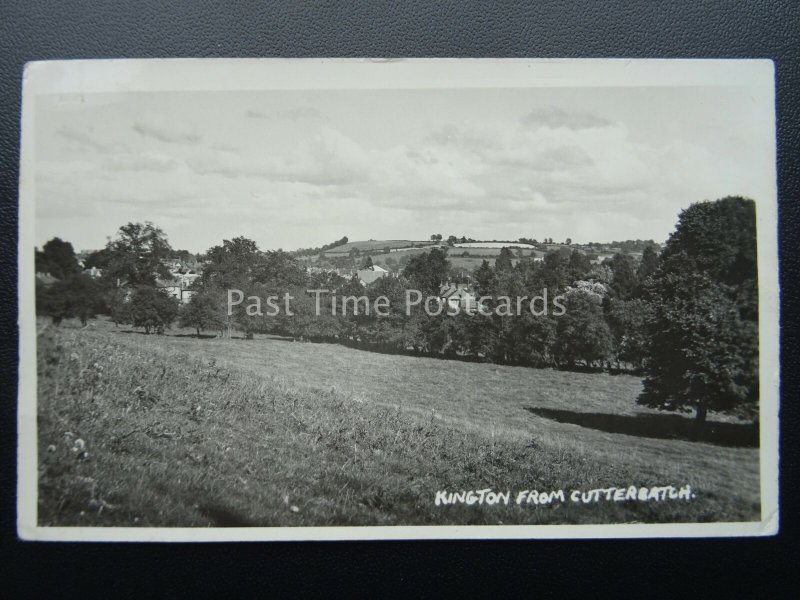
(36, 222, 184, 332)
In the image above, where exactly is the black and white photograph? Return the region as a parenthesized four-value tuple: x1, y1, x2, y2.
(16, 58, 779, 540)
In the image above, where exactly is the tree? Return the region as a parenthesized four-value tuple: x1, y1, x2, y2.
(122, 286, 179, 334)
(495, 247, 514, 272)
(607, 298, 652, 369)
(103, 222, 173, 287)
(609, 253, 638, 300)
(473, 260, 498, 297)
(540, 247, 572, 290)
(361, 256, 374, 270)
(201, 237, 264, 290)
(403, 248, 450, 294)
(430, 233, 443, 243)
(36, 274, 102, 326)
(35, 238, 80, 279)
(83, 247, 115, 270)
(384, 256, 398, 270)
(638, 197, 759, 422)
(179, 292, 225, 337)
(637, 244, 660, 282)
(255, 250, 308, 288)
(553, 289, 613, 368)
(567, 250, 592, 282)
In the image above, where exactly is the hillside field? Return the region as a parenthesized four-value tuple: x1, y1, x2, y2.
(324, 239, 430, 254)
(367, 249, 533, 271)
(35, 319, 760, 527)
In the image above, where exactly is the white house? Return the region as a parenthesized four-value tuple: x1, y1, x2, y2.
(439, 283, 479, 312)
(357, 265, 388, 286)
(156, 271, 199, 304)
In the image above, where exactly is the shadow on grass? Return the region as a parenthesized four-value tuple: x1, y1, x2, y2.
(112, 329, 243, 340)
(171, 333, 220, 339)
(524, 406, 759, 448)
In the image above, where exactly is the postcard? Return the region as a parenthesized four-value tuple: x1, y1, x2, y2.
(17, 58, 779, 540)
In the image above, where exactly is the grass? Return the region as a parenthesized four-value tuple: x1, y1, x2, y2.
(447, 256, 526, 270)
(36, 318, 760, 527)
(324, 239, 429, 254)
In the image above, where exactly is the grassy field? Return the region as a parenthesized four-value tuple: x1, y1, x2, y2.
(36, 318, 760, 527)
(447, 256, 526, 270)
(368, 252, 527, 271)
(324, 239, 430, 254)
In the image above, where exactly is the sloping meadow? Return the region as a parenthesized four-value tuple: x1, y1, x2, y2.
(36, 324, 760, 527)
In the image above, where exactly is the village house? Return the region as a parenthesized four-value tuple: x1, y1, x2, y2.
(357, 264, 388, 286)
(155, 258, 202, 303)
(83, 266, 103, 278)
(590, 252, 616, 265)
(35, 272, 58, 286)
(439, 283, 479, 312)
(156, 271, 199, 304)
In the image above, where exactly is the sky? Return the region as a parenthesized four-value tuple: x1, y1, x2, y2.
(34, 84, 775, 254)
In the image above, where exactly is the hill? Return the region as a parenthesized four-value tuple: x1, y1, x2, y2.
(323, 239, 432, 255)
(36, 319, 760, 527)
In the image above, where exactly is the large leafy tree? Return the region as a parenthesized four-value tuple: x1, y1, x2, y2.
(495, 247, 514, 272)
(201, 238, 307, 292)
(637, 244, 660, 282)
(201, 237, 264, 290)
(103, 222, 173, 287)
(402, 248, 450, 295)
(608, 253, 639, 300)
(35, 237, 80, 280)
(255, 250, 308, 288)
(119, 286, 180, 334)
(638, 196, 759, 422)
(553, 289, 613, 368)
(567, 249, 592, 283)
(540, 247, 572, 290)
(179, 291, 226, 337)
(607, 298, 652, 369)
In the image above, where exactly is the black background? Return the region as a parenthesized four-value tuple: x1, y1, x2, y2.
(1, 1, 797, 595)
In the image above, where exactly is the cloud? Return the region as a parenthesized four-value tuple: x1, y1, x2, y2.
(521, 107, 612, 130)
(184, 126, 369, 187)
(104, 152, 183, 173)
(132, 113, 201, 145)
(35, 92, 769, 253)
(245, 109, 269, 119)
(56, 126, 119, 153)
(245, 106, 325, 122)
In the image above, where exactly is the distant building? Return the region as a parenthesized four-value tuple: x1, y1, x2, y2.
(439, 283, 478, 312)
(162, 258, 183, 271)
(357, 265, 388, 285)
(35, 272, 58, 286)
(626, 252, 644, 262)
(156, 271, 199, 304)
(590, 252, 616, 265)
